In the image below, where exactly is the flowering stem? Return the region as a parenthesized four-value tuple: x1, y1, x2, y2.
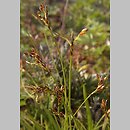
(73, 89, 97, 117)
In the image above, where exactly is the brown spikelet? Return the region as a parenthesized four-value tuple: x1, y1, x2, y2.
(25, 86, 52, 95)
(101, 99, 107, 111)
(35, 2, 50, 28)
(39, 3, 45, 12)
(24, 48, 50, 72)
(75, 28, 88, 41)
(79, 28, 88, 36)
(51, 109, 64, 118)
(54, 85, 64, 106)
(96, 74, 106, 92)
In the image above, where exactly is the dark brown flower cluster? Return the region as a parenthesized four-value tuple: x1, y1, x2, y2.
(25, 86, 51, 94)
(96, 74, 107, 92)
(36, 3, 50, 29)
(54, 85, 65, 106)
(51, 109, 64, 118)
(24, 48, 50, 72)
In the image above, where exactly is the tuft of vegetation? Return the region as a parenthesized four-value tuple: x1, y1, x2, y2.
(20, 0, 110, 130)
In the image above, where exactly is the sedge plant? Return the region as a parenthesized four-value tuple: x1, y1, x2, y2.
(20, 1, 110, 130)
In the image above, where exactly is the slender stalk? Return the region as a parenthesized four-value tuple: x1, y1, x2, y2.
(68, 49, 72, 130)
(40, 114, 43, 125)
(102, 116, 109, 130)
(73, 89, 97, 117)
(61, 0, 69, 32)
(47, 27, 68, 87)
(59, 52, 68, 130)
(33, 110, 38, 129)
(94, 114, 105, 129)
(44, 33, 62, 85)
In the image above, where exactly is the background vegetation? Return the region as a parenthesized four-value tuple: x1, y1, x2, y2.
(20, 0, 110, 130)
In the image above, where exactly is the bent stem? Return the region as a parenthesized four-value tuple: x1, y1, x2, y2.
(73, 89, 97, 117)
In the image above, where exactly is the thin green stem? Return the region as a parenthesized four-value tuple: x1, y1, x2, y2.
(47, 27, 67, 87)
(44, 33, 62, 85)
(58, 44, 68, 130)
(61, 0, 69, 32)
(68, 51, 72, 130)
(58, 53, 69, 130)
(94, 114, 105, 129)
(73, 89, 97, 117)
(40, 114, 43, 125)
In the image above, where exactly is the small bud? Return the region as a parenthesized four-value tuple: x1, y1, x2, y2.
(39, 4, 45, 12)
(75, 28, 88, 41)
(107, 109, 110, 115)
(59, 112, 64, 117)
(79, 28, 88, 36)
(101, 99, 107, 110)
(97, 85, 104, 92)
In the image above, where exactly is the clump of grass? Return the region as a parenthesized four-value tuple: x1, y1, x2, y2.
(20, 1, 110, 130)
